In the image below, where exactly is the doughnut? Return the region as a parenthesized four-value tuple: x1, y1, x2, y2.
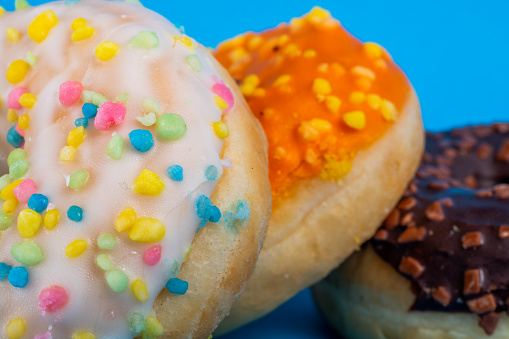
(214, 7, 424, 332)
(313, 124, 509, 338)
(0, 1, 271, 338)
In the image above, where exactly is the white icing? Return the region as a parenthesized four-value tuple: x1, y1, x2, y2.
(0, 1, 232, 338)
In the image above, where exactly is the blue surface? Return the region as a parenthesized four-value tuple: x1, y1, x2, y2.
(4, 0, 509, 338)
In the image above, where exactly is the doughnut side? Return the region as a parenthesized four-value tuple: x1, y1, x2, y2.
(215, 88, 423, 333)
(312, 245, 509, 339)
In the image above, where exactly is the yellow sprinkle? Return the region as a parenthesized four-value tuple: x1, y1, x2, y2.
(247, 35, 264, 51)
(277, 34, 290, 46)
(72, 26, 95, 41)
(320, 154, 353, 181)
(19, 93, 36, 108)
(363, 42, 383, 59)
(72, 331, 95, 339)
(115, 207, 137, 232)
(303, 49, 317, 58)
(214, 96, 228, 110)
(325, 95, 341, 115)
(144, 316, 164, 337)
(331, 63, 346, 76)
(67, 126, 85, 147)
(380, 99, 397, 121)
(0, 7, 5, 18)
(304, 148, 318, 164)
(173, 35, 194, 48)
(18, 114, 29, 129)
(95, 41, 119, 61)
(283, 43, 300, 57)
(366, 94, 381, 110)
(17, 209, 42, 238)
(65, 239, 87, 257)
(132, 279, 149, 302)
(349, 91, 365, 105)
(272, 74, 291, 87)
(133, 169, 165, 196)
(129, 218, 166, 243)
(28, 10, 58, 43)
(71, 17, 87, 31)
(312, 78, 332, 96)
(343, 111, 366, 130)
(6, 27, 21, 42)
(7, 109, 18, 123)
(212, 121, 229, 139)
(43, 209, 60, 230)
(298, 119, 332, 142)
(351, 65, 376, 81)
(59, 146, 76, 161)
(3, 199, 18, 214)
(240, 74, 260, 96)
(1, 180, 23, 201)
(6, 318, 25, 339)
(273, 146, 287, 160)
(306, 7, 331, 23)
(6, 59, 30, 84)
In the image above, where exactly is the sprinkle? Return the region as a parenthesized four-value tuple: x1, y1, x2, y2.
(128, 312, 146, 333)
(129, 31, 159, 49)
(298, 119, 332, 142)
(27, 194, 49, 213)
(129, 218, 166, 243)
(3, 200, 18, 214)
(65, 239, 87, 257)
(72, 331, 95, 339)
(129, 129, 154, 152)
(15, 0, 31, 11)
(8, 266, 28, 288)
(106, 269, 129, 292)
(25, 51, 37, 66)
(6, 126, 24, 148)
(173, 35, 194, 49)
(144, 245, 161, 265)
(132, 279, 149, 302)
(17, 114, 29, 129)
(351, 65, 376, 80)
(0, 175, 13, 193)
(75, 117, 89, 128)
(212, 81, 234, 111)
(12, 179, 35, 203)
(6, 27, 21, 43)
(141, 97, 160, 114)
(0, 263, 12, 280)
(7, 109, 18, 122)
(33, 331, 52, 339)
(7, 87, 28, 109)
(349, 91, 365, 104)
(71, 26, 95, 41)
(133, 169, 164, 195)
(96, 253, 112, 271)
(9, 158, 29, 179)
(156, 113, 187, 140)
(303, 49, 317, 58)
(240, 75, 260, 96)
(167, 165, 183, 181)
(65, 0, 81, 5)
(325, 95, 341, 115)
(211, 121, 229, 139)
(166, 278, 188, 295)
(136, 112, 157, 126)
(196, 195, 221, 227)
(71, 17, 87, 30)
(67, 126, 86, 147)
(67, 205, 83, 222)
(68, 169, 89, 189)
(366, 94, 381, 110)
(81, 90, 94, 103)
(39, 285, 68, 313)
(272, 74, 291, 87)
(95, 101, 126, 130)
(363, 42, 383, 59)
(6, 318, 25, 339)
(214, 96, 228, 110)
(143, 316, 164, 337)
(312, 78, 332, 95)
(380, 99, 397, 121)
(106, 134, 123, 159)
(59, 81, 83, 106)
(7, 149, 26, 166)
(95, 41, 120, 61)
(0, 211, 13, 230)
(1, 179, 23, 200)
(97, 233, 116, 250)
(11, 241, 43, 265)
(0, 7, 5, 17)
(59, 146, 76, 161)
(17, 209, 42, 238)
(18, 94, 36, 109)
(43, 209, 59, 230)
(115, 92, 129, 104)
(343, 111, 366, 130)
(185, 54, 202, 71)
(28, 10, 58, 43)
(91, 92, 108, 106)
(6, 60, 30, 84)
(115, 207, 136, 232)
(205, 165, 219, 181)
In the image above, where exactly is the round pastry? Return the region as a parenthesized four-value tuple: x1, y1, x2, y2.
(313, 124, 509, 338)
(214, 7, 424, 332)
(0, 1, 271, 338)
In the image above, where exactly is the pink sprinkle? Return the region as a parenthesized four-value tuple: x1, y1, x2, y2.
(94, 102, 126, 130)
(34, 331, 53, 339)
(212, 80, 234, 112)
(13, 179, 36, 204)
(39, 286, 69, 314)
(15, 124, 25, 137)
(59, 81, 83, 106)
(7, 87, 28, 109)
(144, 245, 161, 266)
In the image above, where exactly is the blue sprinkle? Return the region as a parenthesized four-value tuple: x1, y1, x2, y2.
(8, 266, 28, 288)
(0, 263, 12, 281)
(209, 206, 221, 223)
(129, 129, 154, 152)
(27, 194, 49, 213)
(196, 195, 222, 227)
(67, 205, 83, 222)
(167, 165, 183, 181)
(223, 200, 251, 231)
(75, 117, 89, 128)
(65, 0, 81, 5)
(205, 165, 218, 181)
(166, 278, 188, 295)
(7, 125, 24, 148)
(235, 200, 251, 220)
(82, 103, 98, 119)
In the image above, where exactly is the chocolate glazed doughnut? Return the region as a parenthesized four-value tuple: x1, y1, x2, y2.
(313, 124, 509, 339)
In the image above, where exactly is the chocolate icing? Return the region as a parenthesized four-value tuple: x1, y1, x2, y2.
(371, 123, 509, 335)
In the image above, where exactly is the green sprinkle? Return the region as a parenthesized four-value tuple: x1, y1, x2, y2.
(9, 159, 29, 179)
(15, 0, 31, 10)
(26, 51, 37, 66)
(142, 97, 160, 115)
(106, 269, 129, 293)
(115, 92, 130, 104)
(0, 174, 14, 192)
(96, 253, 112, 271)
(97, 233, 117, 250)
(7, 149, 26, 166)
(69, 169, 89, 189)
(92, 92, 108, 106)
(143, 316, 164, 337)
(11, 241, 44, 266)
(156, 113, 187, 140)
(81, 90, 95, 103)
(129, 31, 159, 49)
(107, 134, 123, 160)
(128, 312, 146, 333)
(136, 113, 157, 127)
(0, 211, 13, 230)
(186, 55, 202, 72)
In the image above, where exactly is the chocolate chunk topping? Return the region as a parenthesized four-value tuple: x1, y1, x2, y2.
(467, 294, 497, 314)
(424, 202, 444, 221)
(498, 225, 509, 239)
(464, 269, 484, 295)
(496, 139, 509, 162)
(476, 143, 493, 159)
(400, 212, 414, 226)
(397, 227, 426, 243)
(479, 313, 499, 335)
(384, 209, 400, 230)
(494, 184, 509, 199)
(399, 256, 424, 278)
(432, 286, 451, 307)
(374, 229, 389, 241)
(398, 197, 417, 210)
(462, 232, 484, 249)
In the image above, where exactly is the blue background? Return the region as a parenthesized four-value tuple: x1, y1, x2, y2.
(5, 0, 509, 337)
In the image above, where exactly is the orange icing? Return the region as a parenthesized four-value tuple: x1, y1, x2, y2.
(215, 8, 410, 200)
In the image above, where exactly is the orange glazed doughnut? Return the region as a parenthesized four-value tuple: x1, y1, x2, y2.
(214, 7, 424, 333)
